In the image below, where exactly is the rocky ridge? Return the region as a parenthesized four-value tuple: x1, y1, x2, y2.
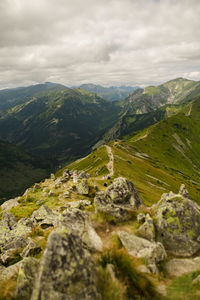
(1, 169, 200, 299)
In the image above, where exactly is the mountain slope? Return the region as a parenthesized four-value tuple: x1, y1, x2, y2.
(0, 88, 120, 165)
(0, 140, 49, 202)
(0, 82, 68, 112)
(79, 84, 139, 101)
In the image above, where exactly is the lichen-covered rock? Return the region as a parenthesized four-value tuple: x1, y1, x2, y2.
(152, 188, 200, 256)
(68, 200, 91, 209)
(78, 171, 90, 179)
(94, 177, 144, 221)
(1, 197, 19, 211)
(31, 205, 59, 229)
(60, 209, 102, 252)
(118, 231, 167, 265)
(76, 178, 89, 195)
(0, 261, 21, 281)
(179, 183, 189, 198)
(31, 228, 101, 300)
(137, 213, 146, 224)
(136, 214, 155, 241)
(21, 238, 41, 258)
(16, 257, 39, 300)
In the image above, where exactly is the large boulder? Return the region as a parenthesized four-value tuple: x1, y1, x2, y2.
(1, 197, 19, 211)
(59, 209, 102, 252)
(31, 228, 101, 300)
(152, 186, 200, 256)
(136, 214, 155, 241)
(118, 231, 167, 266)
(94, 177, 144, 221)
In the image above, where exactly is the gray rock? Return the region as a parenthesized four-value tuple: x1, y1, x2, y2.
(48, 190, 54, 196)
(153, 188, 200, 256)
(17, 257, 39, 300)
(31, 205, 59, 229)
(118, 231, 167, 265)
(60, 209, 102, 252)
(136, 214, 155, 241)
(164, 257, 200, 277)
(68, 200, 91, 209)
(31, 228, 101, 300)
(78, 171, 90, 179)
(94, 177, 144, 221)
(76, 178, 89, 195)
(0, 261, 21, 281)
(21, 238, 41, 258)
(179, 183, 189, 198)
(1, 197, 19, 211)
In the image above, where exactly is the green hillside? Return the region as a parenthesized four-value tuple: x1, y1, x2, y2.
(0, 140, 49, 202)
(0, 88, 120, 165)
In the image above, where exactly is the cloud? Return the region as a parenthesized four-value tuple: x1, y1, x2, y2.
(0, 0, 200, 88)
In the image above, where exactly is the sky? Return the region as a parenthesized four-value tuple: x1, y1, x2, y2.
(0, 0, 200, 89)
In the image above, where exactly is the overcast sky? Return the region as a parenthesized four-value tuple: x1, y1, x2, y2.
(0, 0, 200, 89)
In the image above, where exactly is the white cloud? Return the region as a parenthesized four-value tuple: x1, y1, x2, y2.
(0, 0, 200, 88)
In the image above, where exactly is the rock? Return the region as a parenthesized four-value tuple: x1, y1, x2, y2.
(118, 231, 167, 265)
(63, 191, 70, 198)
(164, 257, 200, 277)
(16, 257, 39, 300)
(50, 173, 55, 180)
(36, 200, 45, 206)
(21, 238, 41, 258)
(136, 214, 155, 241)
(0, 261, 21, 281)
(1, 197, 19, 211)
(60, 209, 103, 252)
(1, 212, 17, 230)
(48, 190, 54, 196)
(14, 218, 33, 236)
(31, 205, 59, 229)
(76, 178, 89, 195)
(137, 264, 151, 274)
(137, 213, 146, 224)
(153, 188, 200, 256)
(179, 183, 189, 198)
(31, 228, 101, 300)
(78, 171, 90, 179)
(2, 236, 27, 252)
(94, 177, 144, 221)
(68, 200, 91, 209)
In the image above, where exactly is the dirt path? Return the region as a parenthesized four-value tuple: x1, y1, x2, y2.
(105, 145, 114, 177)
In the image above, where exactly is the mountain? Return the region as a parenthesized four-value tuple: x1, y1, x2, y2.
(0, 88, 120, 165)
(79, 83, 139, 101)
(0, 140, 49, 203)
(0, 82, 68, 112)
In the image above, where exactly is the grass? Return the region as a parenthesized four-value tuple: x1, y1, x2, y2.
(166, 271, 200, 300)
(98, 248, 160, 300)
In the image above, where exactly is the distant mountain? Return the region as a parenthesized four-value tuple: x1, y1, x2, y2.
(0, 140, 49, 202)
(79, 84, 139, 101)
(0, 88, 120, 165)
(0, 82, 68, 111)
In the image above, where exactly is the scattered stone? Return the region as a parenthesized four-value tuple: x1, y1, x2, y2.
(16, 257, 39, 300)
(137, 264, 151, 274)
(94, 177, 144, 221)
(0, 261, 21, 281)
(63, 191, 70, 198)
(78, 171, 90, 179)
(153, 187, 200, 256)
(68, 200, 91, 209)
(31, 228, 101, 300)
(76, 178, 89, 195)
(137, 213, 146, 224)
(179, 183, 189, 198)
(1, 197, 19, 211)
(136, 214, 155, 241)
(21, 238, 41, 258)
(48, 190, 54, 196)
(50, 174, 55, 180)
(31, 205, 59, 229)
(118, 231, 167, 265)
(164, 257, 200, 277)
(36, 200, 45, 206)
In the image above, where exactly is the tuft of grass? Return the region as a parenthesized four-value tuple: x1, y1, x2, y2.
(166, 271, 200, 300)
(99, 248, 160, 300)
(0, 274, 18, 300)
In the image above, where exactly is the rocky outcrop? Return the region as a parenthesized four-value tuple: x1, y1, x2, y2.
(16, 257, 39, 300)
(21, 238, 41, 258)
(1, 197, 19, 211)
(31, 228, 101, 300)
(118, 231, 167, 270)
(152, 186, 200, 256)
(94, 177, 144, 221)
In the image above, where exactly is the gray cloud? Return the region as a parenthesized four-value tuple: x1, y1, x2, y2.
(0, 0, 200, 89)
